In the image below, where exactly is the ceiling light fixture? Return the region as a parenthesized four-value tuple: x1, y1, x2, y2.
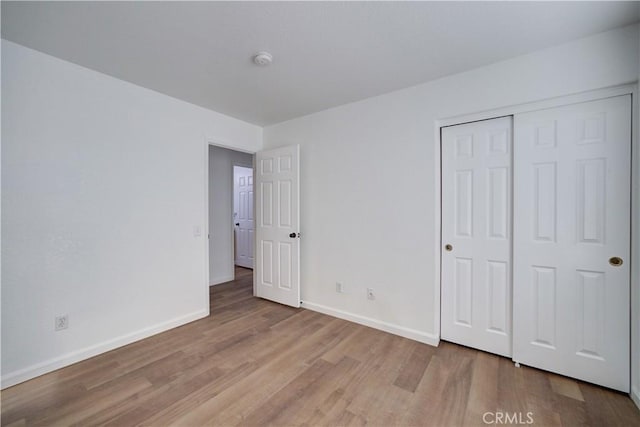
(253, 51, 273, 66)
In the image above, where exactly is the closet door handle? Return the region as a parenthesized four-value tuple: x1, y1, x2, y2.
(445, 244, 453, 252)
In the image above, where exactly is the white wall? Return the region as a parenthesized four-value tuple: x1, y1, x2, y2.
(1, 40, 262, 387)
(264, 25, 639, 347)
(209, 146, 253, 284)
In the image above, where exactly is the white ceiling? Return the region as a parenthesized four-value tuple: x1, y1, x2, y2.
(2, 2, 639, 126)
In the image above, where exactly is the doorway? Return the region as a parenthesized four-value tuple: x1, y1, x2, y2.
(206, 143, 302, 309)
(208, 145, 254, 285)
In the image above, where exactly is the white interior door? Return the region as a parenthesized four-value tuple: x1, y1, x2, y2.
(255, 145, 300, 308)
(441, 116, 513, 357)
(234, 166, 254, 269)
(513, 95, 631, 392)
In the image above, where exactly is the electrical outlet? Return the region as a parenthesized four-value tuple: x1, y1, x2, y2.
(336, 282, 344, 293)
(367, 288, 375, 300)
(55, 315, 69, 331)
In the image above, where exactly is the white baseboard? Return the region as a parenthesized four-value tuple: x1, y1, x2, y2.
(632, 385, 640, 410)
(300, 301, 439, 347)
(1, 309, 208, 389)
(210, 275, 234, 286)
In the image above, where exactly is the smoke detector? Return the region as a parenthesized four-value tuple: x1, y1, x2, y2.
(253, 51, 273, 66)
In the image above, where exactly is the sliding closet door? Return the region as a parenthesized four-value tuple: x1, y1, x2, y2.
(513, 95, 631, 392)
(441, 117, 513, 358)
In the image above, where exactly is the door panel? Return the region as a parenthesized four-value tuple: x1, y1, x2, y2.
(255, 145, 300, 308)
(488, 167, 509, 239)
(513, 95, 630, 392)
(487, 260, 508, 334)
(531, 266, 556, 348)
(441, 116, 513, 357)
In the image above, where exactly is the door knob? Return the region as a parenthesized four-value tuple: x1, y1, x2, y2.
(289, 232, 298, 238)
(445, 244, 453, 252)
(609, 256, 623, 267)
(235, 223, 240, 226)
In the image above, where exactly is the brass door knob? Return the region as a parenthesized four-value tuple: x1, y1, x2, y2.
(445, 244, 453, 252)
(609, 257, 623, 267)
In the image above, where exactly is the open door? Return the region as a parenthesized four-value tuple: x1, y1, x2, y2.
(255, 145, 300, 307)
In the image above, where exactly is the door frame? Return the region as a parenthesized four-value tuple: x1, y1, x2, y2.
(204, 140, 257, 307)
(434, 84, 638, 398)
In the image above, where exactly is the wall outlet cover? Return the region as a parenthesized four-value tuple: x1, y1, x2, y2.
(55, 315, 69, 331)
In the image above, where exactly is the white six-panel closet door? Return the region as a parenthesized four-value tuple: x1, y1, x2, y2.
(441, 116, 513, 358)
(512, 95, 631, 392)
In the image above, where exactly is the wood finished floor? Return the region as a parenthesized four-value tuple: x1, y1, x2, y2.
(2, 267, 639, 426)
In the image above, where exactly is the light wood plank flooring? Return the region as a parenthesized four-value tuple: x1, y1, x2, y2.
(2, 266, 639, 426)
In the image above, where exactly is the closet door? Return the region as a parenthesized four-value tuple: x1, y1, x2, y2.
(441, 117, 513, 357)
(513, 95, 631, 392)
